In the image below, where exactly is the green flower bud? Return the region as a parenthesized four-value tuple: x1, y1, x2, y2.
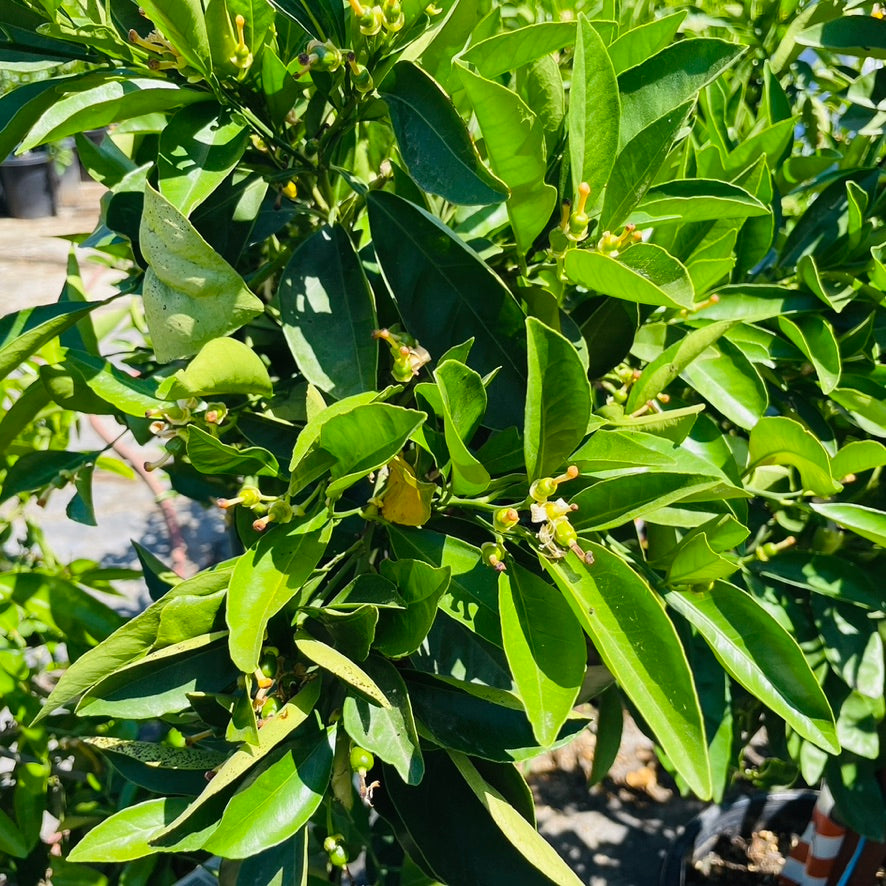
(530, 477, 557, 502)
(493, 507, 520, 532)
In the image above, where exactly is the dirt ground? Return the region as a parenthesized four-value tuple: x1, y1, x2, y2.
(2, 175, 706, 886)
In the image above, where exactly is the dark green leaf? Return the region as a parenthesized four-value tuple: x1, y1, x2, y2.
(186, 426, 280, 478)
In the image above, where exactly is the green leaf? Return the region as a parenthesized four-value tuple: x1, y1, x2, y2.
(32, 567, 233, 724)
(600, 102, 693, 231)
(387, 526, 502, 647)
(809, 503, 886, 547)
(0, 808, 27, 859)
(461, 21, 576, 77)
(618, 39, 745, 148)
(607, 12, 687, 75)
(157, 338, 272, 399)
(700, 285, 819, 322)
(0, 300, 100, 383)
(186, 426, 280, 478)
(498, 565, 585, 747)
(296, 633, 390, 706)
(457, 63, 557, 257)
(0, 449, 97, 503)
(278, 225, 378, 400)
(542, 545, 712, 798)
(747, 416, 841, 496)
(155, 681, 321, 843)
(19, 73, 206, 151)
(217, 830, 308, 886)
(141, 184, 264, 363)
(635, 179, 769, 223)
(407, 674, 587, 762)
(434, 360, 490, 495)
(569, 14, 619, 205)
(667, 532, 740, 585)
(626, 320, 736, 412)
(571, 474, 722, 531)
(796, 15, 886, 59)
(776, 315, 841, 395)
(76, 633, 237, 719)
(319, 403, 426, 499)
(680, 339, 768, 430)
(523, 317, 592, 481)
(831, 440, 886, 479)
(227, 519, 331, 673)
(343, 656, 424, 784)
(449, 751, 584, 886)
(68, 798, 191, 863)
(367, 190, 526, 429)
(588, 685, 623, 786)
(564, 244, 695, 310)
(138, 0, 211, 76)
(204, 726, 335, 859)
(379, 61, 507, 206)
(830, 386, 886, 438)
(158, 104, 249, 216)
(270, 0, 344, 43)
(374, 559, 450, 659)
(666, 582, 839, 753)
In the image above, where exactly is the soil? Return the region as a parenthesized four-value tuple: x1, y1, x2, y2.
(686, 829, 792, 885)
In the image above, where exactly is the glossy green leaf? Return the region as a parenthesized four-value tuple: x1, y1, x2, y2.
(368, 191, 526, 428)
(588, 685, 623, 786)
(607, 12, 687, 75)
(461, 21, 576, 77)
(797, 16, 886, 59)
(457, 63, 557, 257)
(564, 243, 695, 310)
(747, 416, 841, 496)
(666, 582, 839, 753)
(831, 440, 886, 479)
(388, 526, 502, 647)
(1, 449, 97, 503)
(498, 564, 585, 747)
(434, 360, 490, 495)
(667, 532, 740, 585)
(186, 426, 280, 478)
(571, 473, 721, 531)
(217, 830, 308, 886)
(0, 808, 26, 859)
(68, 797, 191, 862)
(379, 61, 507, 206)
(700, 285, 819, 322)
(138, 0, 211, 76)
(830, 386, 886, 438)
(157, 338, 272, 399)
(809, 502, 886, 547)
(319, 403, 426, 499)
(343, 655, 424, 784)
(627, 320, 736, 412)
(296, 632, 390, 707)
(600, 102, 694, 231)
(681, 339, 768, 430)
(450, 751, 584, 886)
(204, 727, 335, 859)
(270, 0, 344, 43)
(523, 317, 591, 481)
(0, 300, 100, 383)
(749, 552, 881, 610)
(141, 185, 264, 362)
(776, 315, 841, 394)
(158, 104, 249, 216)
(542, 545, 712, 798)
(617, 39, 744, 147)
(76, 632, 236, 719)
(636, 179, 769, 223)
(569, 14, 619, 205)
(19, 73, 206, 151)
(278, 225, 378, 400)
(407, 673, 586, 762)
(374, 559, 450, 658)
(227, 519, 331, 673)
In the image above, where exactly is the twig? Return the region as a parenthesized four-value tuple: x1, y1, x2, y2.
(88, 415, 187, 575)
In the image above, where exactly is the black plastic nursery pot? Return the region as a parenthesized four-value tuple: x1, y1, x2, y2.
(0, 149, 56, 218)
(659, 790, 817, 885)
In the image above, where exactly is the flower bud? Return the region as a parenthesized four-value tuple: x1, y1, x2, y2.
(530, 477, 557, 502)
(493, 507, 520, 532)
(481, 541, 507, 572)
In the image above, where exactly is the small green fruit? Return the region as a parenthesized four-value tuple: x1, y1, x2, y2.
(350, 746, 375, 773)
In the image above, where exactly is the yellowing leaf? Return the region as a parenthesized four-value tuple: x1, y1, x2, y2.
(379, 455, 435, 527)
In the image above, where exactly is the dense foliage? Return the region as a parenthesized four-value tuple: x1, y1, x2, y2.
(0, 0, 884, 882)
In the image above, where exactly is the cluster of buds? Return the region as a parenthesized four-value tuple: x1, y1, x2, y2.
(372, 327, 431, 383)
(348, 0, 404, 34)
(597, 223, 642, 258)
(528, 467, 593, 564)
(297, 39, 343, 77)
(217, 485, 302, 532)
(128, 26, 202, 83)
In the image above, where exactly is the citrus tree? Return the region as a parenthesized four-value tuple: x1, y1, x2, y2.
(0, 0, 884, 882)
